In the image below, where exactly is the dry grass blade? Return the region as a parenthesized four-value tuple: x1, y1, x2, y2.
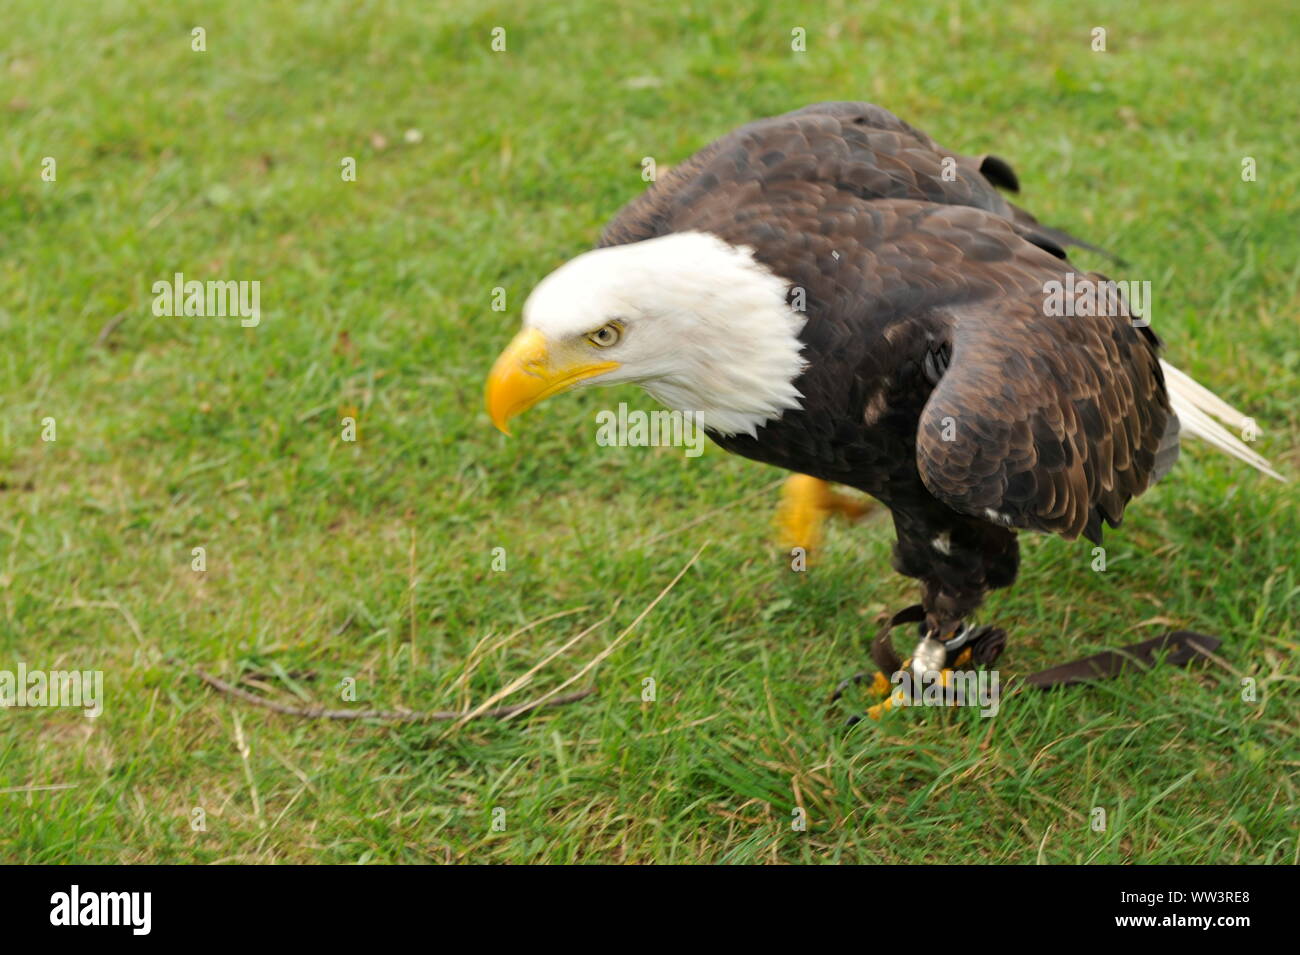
(453, 605, 590, 704)
(176, 546, 705, 726)
(450, 606, 615, 728)
(500, 543, 708, 722)
(182, 662, 596, 721)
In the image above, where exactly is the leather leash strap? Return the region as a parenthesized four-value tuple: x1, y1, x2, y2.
(870, 604, 926, 675)
(868, 608, 1221, 689)
(1022, 630, 1222, 689)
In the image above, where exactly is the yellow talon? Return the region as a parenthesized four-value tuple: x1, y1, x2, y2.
(864, 697, 896, 720)
(860, 653, 975, 720)
(775, 475, 874, 556)
(854, 665, 904, 720)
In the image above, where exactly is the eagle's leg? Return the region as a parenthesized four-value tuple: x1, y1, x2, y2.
(775, 475, 874, 557)
(832, 508, 1018, 722)
(836, 615, 1008, 725)
(827, 604, 921, 714)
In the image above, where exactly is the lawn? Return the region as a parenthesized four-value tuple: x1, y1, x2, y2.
(0, 0, 1296, 863)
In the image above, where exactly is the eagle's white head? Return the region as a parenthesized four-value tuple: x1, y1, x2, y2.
(486, 231, 808, 437)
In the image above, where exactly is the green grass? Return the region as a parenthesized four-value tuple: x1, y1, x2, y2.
(1, 0, 1297, 863)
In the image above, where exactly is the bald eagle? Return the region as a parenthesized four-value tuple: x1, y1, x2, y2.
(486, 102, 1280, 700)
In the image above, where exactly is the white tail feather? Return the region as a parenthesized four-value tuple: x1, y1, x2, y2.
(1160, 359, 1285, 482)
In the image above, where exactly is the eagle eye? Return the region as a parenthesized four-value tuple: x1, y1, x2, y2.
(587, 321, 622, 348)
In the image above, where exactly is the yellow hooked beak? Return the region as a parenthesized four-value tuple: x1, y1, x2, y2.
(485, 328, 620, 434)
